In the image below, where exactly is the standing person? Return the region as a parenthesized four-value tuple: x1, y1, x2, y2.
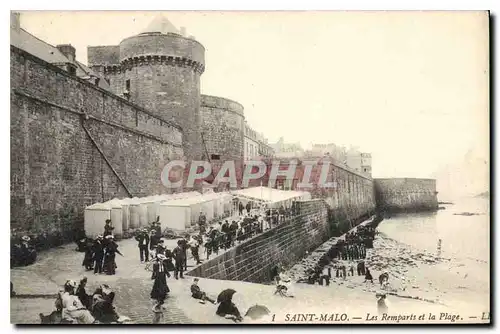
(172, 241, 185, 280)
(103, 235, 123, 275)
(149, 230, 159, 256)
(135, 228, 150, 263)
(103, 220, 114, 238)
(93, 236, 105, 275)
(198, 211, 207, 233)
(150, 254, 170, 310)
(229, 221, 238, 246)
(238, 202, 244, 216)
(82, 238, 94, 271)
(245, 202, 251, 215)
(364, 268, 374, 283)
(189, 235, 202, 265)
(178, 237, 189, 271)
(153, 221, 162, 239)
(357, 261, 365, 276)
(204, 237, 213, 260)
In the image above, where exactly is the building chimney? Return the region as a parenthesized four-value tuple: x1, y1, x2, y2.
(10, 12, 20, 33)
(56, 44, 76, 62)
(180, 26, 187, 36)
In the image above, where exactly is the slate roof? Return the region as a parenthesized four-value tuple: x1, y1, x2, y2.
(11, 27, 111, 91)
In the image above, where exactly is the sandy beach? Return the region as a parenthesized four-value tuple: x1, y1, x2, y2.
(287, 214, 490, 318)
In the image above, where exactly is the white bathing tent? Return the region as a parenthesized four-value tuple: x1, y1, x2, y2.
(128, 197, 143, 229)
(202, 191, 233, 218)
(158, 194, 215, 232)
(84, 203, 111, 238)
(231, 186, 311, 208)
(102, 198, 124, 237)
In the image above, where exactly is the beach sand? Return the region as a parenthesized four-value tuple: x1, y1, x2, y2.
(286, 228, 489, 319)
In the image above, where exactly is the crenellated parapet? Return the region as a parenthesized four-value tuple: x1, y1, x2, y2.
(121, 55, 205, 74)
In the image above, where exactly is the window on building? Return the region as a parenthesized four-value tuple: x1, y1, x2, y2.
(126, 79, 131, 91)
(211, 154, 221, 160)
(67, 65, 76, 75)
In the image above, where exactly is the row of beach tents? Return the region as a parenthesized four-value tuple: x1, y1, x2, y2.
(84, 191, 233, 238)
(84, 187, 312, 239)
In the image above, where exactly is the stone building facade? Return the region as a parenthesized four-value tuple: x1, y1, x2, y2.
(9, 14, 256, 239)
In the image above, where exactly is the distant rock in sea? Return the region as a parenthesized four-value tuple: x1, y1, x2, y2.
(453, 212, 481, 216)
(474, 191, 489, 198)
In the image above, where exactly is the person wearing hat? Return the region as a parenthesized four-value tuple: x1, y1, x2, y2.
(198, 211, 207, 234)
(135, 228, 150, 263)
(149, 229, 159, 254)
(172, 240, 186, 279)
(19, 235, 37, 266)
(59, 280, 95, 324)
(188, 235, 202, 265)
(103, 220, 114, 238)
(82, 238, 95, 271)
(92, 235, 105, 275)
(190, 278, 215, 304)
(150, 253, 170, 308)
(76, 277, 91, 310)
(103, 235, 123, 275)
(92, 284, 130, 323)
(155, 239, 166, 256)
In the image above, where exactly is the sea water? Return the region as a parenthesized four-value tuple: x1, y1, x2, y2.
(375, 196, 490, 310)
(377, 197, 490, 263)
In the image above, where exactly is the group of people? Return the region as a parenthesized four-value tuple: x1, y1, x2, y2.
(41, 277, 129, 324)
(197, 201, 298, 262)
(80, 220, 123, 275)
(11, 235, 37, 267)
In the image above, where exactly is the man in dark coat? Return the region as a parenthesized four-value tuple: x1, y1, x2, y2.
(152, 221, 162, 238)
(172, 241, 185, 280)
(245, 202, 251, 214)
(238, 202, 244, 215)
(135, 228, 150, 263)
(198, 212, 207, 234)
(149, 230, 159, 253)
(357, 261, 366, 276)
(188, 235, 202, 265)
(229, 221, 238, 246)
(103, 220, 114, 238)
(178, 238, 189, 271)
(82, 238, 94, 271)
(93, 235, 105, 274)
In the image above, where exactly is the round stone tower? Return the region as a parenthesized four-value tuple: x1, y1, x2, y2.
(119, 16, 205, 160)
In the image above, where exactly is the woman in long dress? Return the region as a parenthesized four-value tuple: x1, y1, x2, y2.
(150, 254, 170, 308)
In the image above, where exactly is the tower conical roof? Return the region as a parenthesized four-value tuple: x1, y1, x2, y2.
(141, 15, 179, 35)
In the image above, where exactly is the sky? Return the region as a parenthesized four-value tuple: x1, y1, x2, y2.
(17, 11, 489, 181)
